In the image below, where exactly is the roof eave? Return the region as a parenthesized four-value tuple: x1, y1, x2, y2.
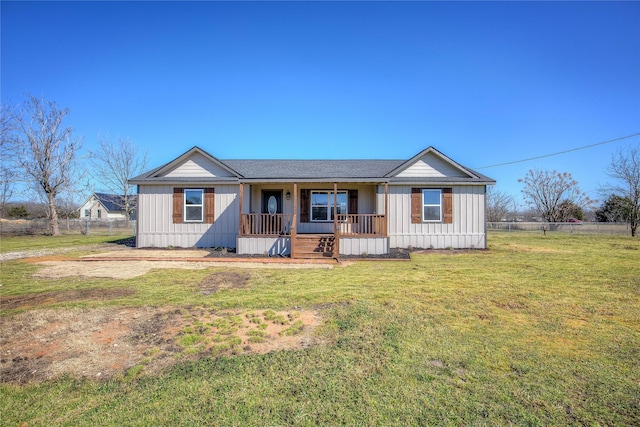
(239, 177, 390, 183)
(388, 177, 495, 185)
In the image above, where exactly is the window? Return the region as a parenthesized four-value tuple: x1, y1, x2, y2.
(97, 209, 102, 219)
(311, 191, 347, 221)
(84, 209, 90, 218)
(173, 188, 214, 224)
(184, 189, 204, 222)
(422, 189, 442, 222)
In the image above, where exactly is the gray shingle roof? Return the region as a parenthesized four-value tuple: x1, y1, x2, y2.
(129, 146, 495, 184)
(94, 193, 137, 211)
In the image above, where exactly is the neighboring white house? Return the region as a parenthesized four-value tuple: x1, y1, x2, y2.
(79, 193, 137, 220)
(129, 146, 495, 258)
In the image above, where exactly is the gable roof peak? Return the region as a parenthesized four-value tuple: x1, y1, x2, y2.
(148, 146, 243, 179)
(384, 146, 478, 179)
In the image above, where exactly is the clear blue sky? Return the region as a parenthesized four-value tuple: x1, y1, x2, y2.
(2, 1, 639, 206)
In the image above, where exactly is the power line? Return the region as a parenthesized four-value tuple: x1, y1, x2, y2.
(474, 132, 640, 170)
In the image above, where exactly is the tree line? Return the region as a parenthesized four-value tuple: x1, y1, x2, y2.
(487, 146, 640, 237)
(2, 94, 639, 237)
(1, 94, 147, 235)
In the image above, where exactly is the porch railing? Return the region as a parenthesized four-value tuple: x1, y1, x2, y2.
(336, 214, 387, 236)
(240, 213, 293, 236)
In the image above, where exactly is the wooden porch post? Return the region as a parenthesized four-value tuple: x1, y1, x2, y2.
(333, 182, 339, 257)
(384, 183, 389, 237)
(291, 182, 298, 258)
(238, 183, 244, 236)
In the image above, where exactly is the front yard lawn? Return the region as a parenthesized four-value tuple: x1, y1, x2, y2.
(1, 232, 638, 426)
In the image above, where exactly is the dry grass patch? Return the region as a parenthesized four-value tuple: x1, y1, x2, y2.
(0, 306, 320, 384)
(29, 258, 334, 280)
(199, 271, 252, 295)
(0, 287, 137, 311)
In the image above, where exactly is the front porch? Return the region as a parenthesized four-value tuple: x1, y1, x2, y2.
(236, 182, 389, 258)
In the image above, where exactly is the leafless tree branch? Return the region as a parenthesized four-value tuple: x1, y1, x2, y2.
(602, 145, 640, 236)
(10, 94, 83, 235)
(519, 169, 594, 222)
(90, 135, 148, 225)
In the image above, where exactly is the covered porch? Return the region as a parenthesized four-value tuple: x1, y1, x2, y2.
(236, 182, 389, 258)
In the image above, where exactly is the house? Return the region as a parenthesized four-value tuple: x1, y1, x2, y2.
(79, 193, 137, 220)
(129, 146, 495, 258)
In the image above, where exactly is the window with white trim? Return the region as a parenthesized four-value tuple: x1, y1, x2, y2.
(184, 189, 204, 222)
(311, 191, 348, 221)
(422, 189, 442, 222)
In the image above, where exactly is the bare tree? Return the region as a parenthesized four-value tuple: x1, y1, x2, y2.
(90, 136, 147, 225)
(10, 94, 82, 236)
(603, 145, 640, 237)
(1, 103, 17, 217)
(486, 186, 516, 222)
(519, 169, 594, 222)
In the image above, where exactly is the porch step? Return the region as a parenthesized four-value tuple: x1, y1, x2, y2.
(293, 234, 336, 259)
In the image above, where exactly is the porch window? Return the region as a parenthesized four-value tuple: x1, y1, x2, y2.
(422, 189, 442, 222)
(184, 189, 204, 222)
(311, 191, 347, 221)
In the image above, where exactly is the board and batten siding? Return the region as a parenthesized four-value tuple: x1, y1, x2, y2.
(387, 185, 487, 249)
(137, 184, 238, 248)
(339, 237, 388, 255)
(395, 153, 469, 178)
(163, 153, 236, 178)
(237, 237, 290, 256)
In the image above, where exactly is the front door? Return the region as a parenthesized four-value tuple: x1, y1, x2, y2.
(262, 190, 283, 214)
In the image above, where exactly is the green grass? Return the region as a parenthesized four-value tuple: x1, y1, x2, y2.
(1, 232, 639, 425)
(0, 231, 133, 252)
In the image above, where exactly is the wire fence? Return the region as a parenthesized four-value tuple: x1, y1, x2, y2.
(2, 218, 632, 237)
(0, 219, 136, 236)
(487, 222, 633, 236)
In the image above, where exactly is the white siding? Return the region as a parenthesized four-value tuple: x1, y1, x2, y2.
(396, 152, 470, 178)
(388, 185, 487, 249)
(163, 152, 236, 178)
(340, 238, 388, 255)
(137, 184, 238, 248)
(237, 237, 290, 256)
(79, 200, 126, 220)
(137, 182, 487, 251)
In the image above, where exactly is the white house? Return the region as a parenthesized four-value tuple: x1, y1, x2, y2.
(129, 146, 495, 258)
(79, 193, 137, 220)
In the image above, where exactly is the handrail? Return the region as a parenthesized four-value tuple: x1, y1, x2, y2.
(336, 214, 387, 236)
(240, 213, 293, 236)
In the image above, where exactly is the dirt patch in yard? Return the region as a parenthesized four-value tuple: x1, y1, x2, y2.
(0, 306, 320, 384)
(0, 288, 137, 311)
(81, 249, 212, 259)
(28, 258, 333, 280)
(30, 260, 217, 280)
(199, 271, 252, 295)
